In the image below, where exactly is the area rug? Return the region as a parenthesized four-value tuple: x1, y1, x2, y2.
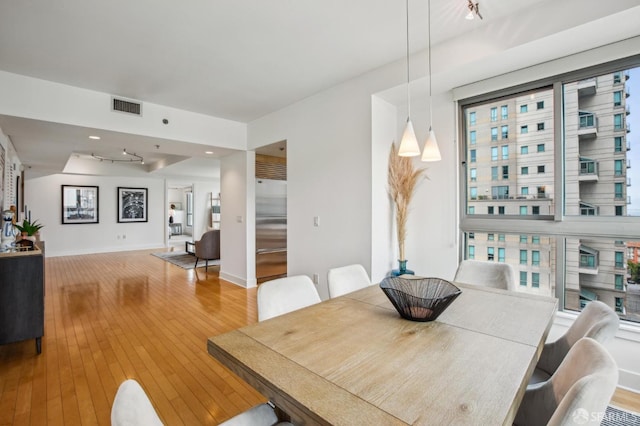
(601, 405, 640, 426)
(151, 251, 220, 270)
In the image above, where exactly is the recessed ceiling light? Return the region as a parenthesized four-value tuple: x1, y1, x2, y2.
(89, 135, 101, 140)
(205, 151, 214, 155)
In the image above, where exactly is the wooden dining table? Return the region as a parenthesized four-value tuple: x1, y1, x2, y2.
(207, 282, 558, 425)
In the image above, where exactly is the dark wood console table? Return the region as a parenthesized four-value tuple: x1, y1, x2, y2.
(0, 246, 45, 354)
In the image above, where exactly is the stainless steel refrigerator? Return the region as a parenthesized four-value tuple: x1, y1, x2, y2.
(256, 179, 287, 281)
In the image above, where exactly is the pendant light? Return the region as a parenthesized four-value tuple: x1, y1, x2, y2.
(398, 0, 420, 157)
(421, 0, 441, 162)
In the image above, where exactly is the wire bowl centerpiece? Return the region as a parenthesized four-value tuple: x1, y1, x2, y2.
(380, 276, 461, 322)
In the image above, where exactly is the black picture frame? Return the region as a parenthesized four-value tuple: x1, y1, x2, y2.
(61, 185, 99, 224)
(117, 187, 148, 223)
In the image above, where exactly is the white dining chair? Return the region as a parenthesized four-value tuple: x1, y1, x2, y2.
(453, 259, 517, 291)
(111, 379, 164, 426)
(529, 300, 619, 385)
(327, 264, 372, 298)
(257, 275, 321, 321)
(515, 337, 618, 426)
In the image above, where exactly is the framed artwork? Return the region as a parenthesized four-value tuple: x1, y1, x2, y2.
(61, 185, 99, 224)
(118, 187, 148, 223)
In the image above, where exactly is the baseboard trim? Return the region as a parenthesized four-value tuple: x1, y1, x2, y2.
(219, 270, 250, 288)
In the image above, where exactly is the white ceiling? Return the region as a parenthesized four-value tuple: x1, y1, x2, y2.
(0, 0, 638, 178)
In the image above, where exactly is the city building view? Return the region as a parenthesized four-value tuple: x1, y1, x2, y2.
(464, 69, 640, 323)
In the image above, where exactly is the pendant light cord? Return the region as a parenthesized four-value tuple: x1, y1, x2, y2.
(406, 0, 410, 119)
(428, 0, 432, 126)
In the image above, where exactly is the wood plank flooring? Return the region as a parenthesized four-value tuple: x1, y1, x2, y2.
(0, 248, 639, 425)
(0, 249, 265, 425)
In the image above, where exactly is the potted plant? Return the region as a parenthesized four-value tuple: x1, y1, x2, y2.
(15, 219, 44, 242)
(388, 142, 426, 275)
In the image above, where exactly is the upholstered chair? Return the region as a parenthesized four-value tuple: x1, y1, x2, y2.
(194, 230, 221, 272)
(530, 300, 619, 384)
(111, 379, 163, 426)
(327, 264, 372, 298)
(515, 337, 618, 426)
(453, 259, 517, 290)
(257, 275, 321, 321)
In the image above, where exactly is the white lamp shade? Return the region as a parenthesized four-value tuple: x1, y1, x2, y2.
(421, 128, 441, 161)
(398, 119, 421, 157)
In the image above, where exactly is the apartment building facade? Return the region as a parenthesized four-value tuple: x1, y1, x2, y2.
(465, 71, 633, 316)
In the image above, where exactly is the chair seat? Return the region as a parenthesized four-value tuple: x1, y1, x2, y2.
(528, 367, 551, 386)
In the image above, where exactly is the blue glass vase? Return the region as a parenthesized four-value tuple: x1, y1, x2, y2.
(391, 259, 415, 277)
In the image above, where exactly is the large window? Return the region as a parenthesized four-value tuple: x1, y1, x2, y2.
(461, 58, 640, 323)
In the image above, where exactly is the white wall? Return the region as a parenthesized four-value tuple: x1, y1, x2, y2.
(219, 151, 256, 288)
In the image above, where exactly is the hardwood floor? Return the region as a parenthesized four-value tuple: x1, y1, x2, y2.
(1, 249, 639, 425)
(0, 249, 264, 425)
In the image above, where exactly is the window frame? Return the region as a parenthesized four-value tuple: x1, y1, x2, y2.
(458, 54, 640, 319)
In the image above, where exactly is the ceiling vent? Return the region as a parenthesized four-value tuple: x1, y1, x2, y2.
(111, 96, 142, 116)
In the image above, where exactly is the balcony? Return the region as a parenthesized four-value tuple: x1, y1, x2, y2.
(578, 112, 598, 140)
(577, 78, 597, 97)
(579, 245, 599, 275)
(578, 158, 598, 182)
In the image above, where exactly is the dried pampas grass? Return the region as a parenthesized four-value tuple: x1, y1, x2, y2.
(388, 142, 426, 261)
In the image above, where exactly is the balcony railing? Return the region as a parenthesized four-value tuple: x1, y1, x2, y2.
(579, 159, 598, 181)
(578, 113, 598, 139)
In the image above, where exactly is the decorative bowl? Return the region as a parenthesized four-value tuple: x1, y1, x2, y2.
(379, 276, 461, 322)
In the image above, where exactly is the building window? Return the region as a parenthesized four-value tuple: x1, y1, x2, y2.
(468, 206, 475, 215)
(470, 149, 477, 162)
(470, 168, 477, 182)
(521, 166, 529, 175)
(498, 234, 505, 241)
(615, 274, 624, 290)
(520, 206, 527, 215)
(520, 250, 527, 265)
(537, 165, 545, 173)
(186, 191, 193, 226)
(532, 235, 540, 244)
(492, 186, 509, 199)
(470, 130, 477, 145)
(521, 125, 528, 134)
(537, 122, 545, 131)
(532, 206, 540, 215)
(491, 127, 498, 141)
(468, 245, 475, 259)
(537, 101, 544, 110)
(615, 160, 624, 176)
(491, 107, 497, 122)
(469, 232, 475, 239)
(615, 182, 624, 199)
(521, 146, 529, 155)
(501, 125, 509, 139)
(487, 247, 495, 261)
(614, 137, 623, 152)
(469, 111, 477, 125)
(614, 72, 623, 83)
(498, 206, 505, 215)
(537, 144, 545, 152)
(470, 187, 478, 199)
(488, 206, 494, 214)
(520, 235, 528, 243)
(615, 206, 623, 216)
(491, 146, 498, 161)
(532, 273, 540, 288)
(532, 250, 540, 266)
(615, 298, 623, 313)
(502, 166, 509, 179)
(520, 271, 527, 286)
(580, 202, 597, 216)
(614, 91, 622, 107)
(502, 145, 509, 160)
(615, 251, 624, 268)
(498, 248, 506, 262)
(522, 187, 529, 195)
(501, 105, 508, 120)
(614, 113, 624, 131)
(491, 167, 498, 181)
(521, 104, 528, 113)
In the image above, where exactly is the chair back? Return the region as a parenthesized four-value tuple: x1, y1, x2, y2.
(258, 275, 321, 321)
(195, 230, 220, 260)
(515, 338, 618, 426)
(111, 379, 163, 426)
(328, 264, 371, 298)
(454, 259, 517, 290)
